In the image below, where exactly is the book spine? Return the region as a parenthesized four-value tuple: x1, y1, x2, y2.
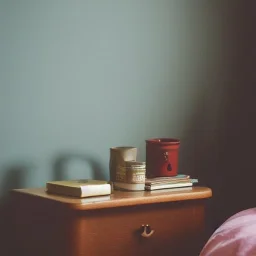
(145, 182, 193, 191)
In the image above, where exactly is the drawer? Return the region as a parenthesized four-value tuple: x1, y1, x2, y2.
(72, 200, 206, 256)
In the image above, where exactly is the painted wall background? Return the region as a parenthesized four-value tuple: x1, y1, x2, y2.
(1, 0, 256, 251)
(0, 0, 222, 192)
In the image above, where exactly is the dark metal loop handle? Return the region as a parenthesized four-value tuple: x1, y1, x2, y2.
(141, 224, 154, 238)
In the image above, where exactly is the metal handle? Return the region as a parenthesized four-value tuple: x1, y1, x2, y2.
(141, 224, 154, 238)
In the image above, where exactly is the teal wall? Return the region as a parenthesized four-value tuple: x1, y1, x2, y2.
(1, 1, 255, 240)
(0, 0, 222, 190)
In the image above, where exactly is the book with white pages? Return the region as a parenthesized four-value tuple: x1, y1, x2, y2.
(145, 182, 194, 191)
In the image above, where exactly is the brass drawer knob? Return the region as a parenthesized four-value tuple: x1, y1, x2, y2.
(141, 224, 154, 238)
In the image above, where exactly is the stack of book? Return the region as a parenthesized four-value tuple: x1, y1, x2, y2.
(145, 174, 198, 191)
(45, 176, 198, 196)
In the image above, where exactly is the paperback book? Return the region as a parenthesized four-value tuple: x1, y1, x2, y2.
(46, 179, 111, 198)
(145, 174, 190, 185)
(145, 174, 198, 191)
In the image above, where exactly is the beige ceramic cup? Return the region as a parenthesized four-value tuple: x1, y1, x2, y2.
(109, 147, 137, 182)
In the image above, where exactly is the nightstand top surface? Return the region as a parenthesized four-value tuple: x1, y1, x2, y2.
(11, 186, 212, 211)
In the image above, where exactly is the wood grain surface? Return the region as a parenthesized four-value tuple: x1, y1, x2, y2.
(11, 186, 212, 210)
(11, 187, 212, 256)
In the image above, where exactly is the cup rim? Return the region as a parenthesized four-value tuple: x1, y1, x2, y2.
(110, 146, 137, 150)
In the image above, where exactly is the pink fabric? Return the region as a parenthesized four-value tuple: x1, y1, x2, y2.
(200, 208, 256, 256)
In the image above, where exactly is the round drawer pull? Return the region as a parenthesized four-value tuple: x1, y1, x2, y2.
(141, 224, 154, 238)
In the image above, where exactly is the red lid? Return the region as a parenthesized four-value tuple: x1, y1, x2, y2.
(146, 138, 180, 145)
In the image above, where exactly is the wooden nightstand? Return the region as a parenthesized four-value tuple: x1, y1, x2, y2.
(11, 186, 212, 256)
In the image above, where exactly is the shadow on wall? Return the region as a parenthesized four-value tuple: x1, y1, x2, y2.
(52, 152, 106, 181)
(186, 1, 256, 231)
(0, 165, 31, 199)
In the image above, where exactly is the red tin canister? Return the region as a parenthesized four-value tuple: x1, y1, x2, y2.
(146, 138, 180, 178)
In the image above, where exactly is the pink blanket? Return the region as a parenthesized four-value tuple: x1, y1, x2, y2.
(200, 208, 256, 256)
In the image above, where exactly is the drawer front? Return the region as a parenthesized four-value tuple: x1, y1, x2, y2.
(73, 200, 206, 256)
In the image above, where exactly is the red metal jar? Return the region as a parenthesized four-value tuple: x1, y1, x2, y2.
(146, 138, 180, 178)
